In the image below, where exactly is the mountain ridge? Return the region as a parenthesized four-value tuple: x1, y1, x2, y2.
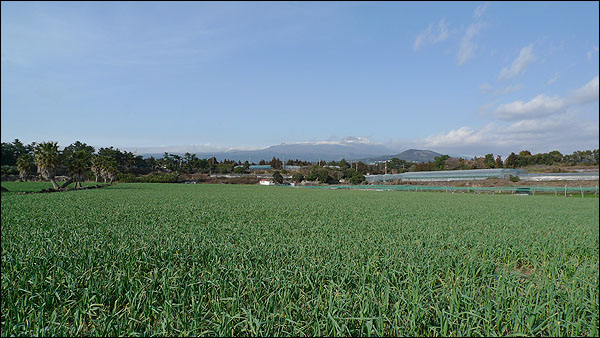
(138, 140, 445, 163)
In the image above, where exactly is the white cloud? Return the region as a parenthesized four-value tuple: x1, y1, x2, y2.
(473, 2, 489, 19)
(567, 75, 599, 105)
(478, 100, 499, 113)
(455, 3, 490, 66)
(457, 22, 486, 65)
(340, 136, 374, 144)
(504, 117, 568, 134)
(495, 94, 565, 120)
(282, 136, 376, 146)
(423, 125, 493, 147)
(409, 111, 598, 156)
(498, 44, 535, 80)
(546, 72, 559, 86)
(413, 19, 449, 51)
(398, 76, 600, 156)
(495, 84, 522, 96)
(493, 76, 597, 120)
(125, 143, 240, 154)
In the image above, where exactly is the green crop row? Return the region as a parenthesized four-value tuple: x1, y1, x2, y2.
(1, 183, 598, 336)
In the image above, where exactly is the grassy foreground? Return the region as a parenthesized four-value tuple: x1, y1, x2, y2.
(1, 183, 598, 336)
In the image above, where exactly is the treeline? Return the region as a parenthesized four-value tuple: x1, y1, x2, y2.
(0, 139, 326, 184)
(286, 160, 367, 185)
(1, 139, 598, 186)
(257, 158, 313, 168)
(402, 150, 599, 173)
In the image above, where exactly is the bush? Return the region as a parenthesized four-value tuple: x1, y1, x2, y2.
(314, 168, 331, 183)
(292, 173, 304, 183)
(349, 173, 365, 185)
(272, 171, 284, 184)
(117, 173, 138, 182)
(1, 165, 18, 176)
(115, 172, 180, 183)
(233, 166, 247, 174)
(509, 175, 520, 182)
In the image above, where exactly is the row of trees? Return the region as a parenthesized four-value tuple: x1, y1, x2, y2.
(2, 139, 598, 185)
(383, 149, 599, 174)
(502, 150, 599, 168)
(10, 141, 118, 189)
(270, 166, 366, 185)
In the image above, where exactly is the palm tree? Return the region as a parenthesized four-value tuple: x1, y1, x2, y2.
(99, 158, 118, 183)
(16, 154, 35, 182)
(91, 155, 105, 183)
(34, 142, 61, 189)
(67, 150, 91, 188)
(105, 160, 118, 183)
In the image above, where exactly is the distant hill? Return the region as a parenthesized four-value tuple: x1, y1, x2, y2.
(141, 137, 395, 162)
(362, 149, 443, 162)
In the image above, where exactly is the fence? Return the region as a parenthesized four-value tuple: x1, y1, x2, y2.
(298, 184, 599, 197)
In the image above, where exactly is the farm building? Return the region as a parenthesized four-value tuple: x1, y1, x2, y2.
(249, 165, 272, 170)
(519, 172, 599, 181)
(259, 179, 274, 185)
(366, 168, 526, 183)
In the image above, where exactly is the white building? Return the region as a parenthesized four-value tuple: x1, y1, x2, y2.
(260, 179, 273, 186)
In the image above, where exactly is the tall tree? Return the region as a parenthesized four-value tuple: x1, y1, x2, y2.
(16, 154, 34, 182)
(433, 155, 450, 170)
(272, 170, 284, 184)
(67, 150, 92, 188)
(63, 141, 95, 159)
(495, 155, 503, 168)
(484, 154, 496, 168)
(34, 142, 61, 189)
(269, 157, 282, 169)
(1, 139, 33, 166)
(91, 155, 105, 182)
(292, 173, 304, 183)
(103, 159, 118, 183)
(505, 152, 518, 169)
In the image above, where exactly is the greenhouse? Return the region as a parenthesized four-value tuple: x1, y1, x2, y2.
(365, 168, 526, 183)
(519, 172, 599, 181)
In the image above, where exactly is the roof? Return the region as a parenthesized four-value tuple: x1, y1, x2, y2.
(249, 165, 272, 170)
(365, 168, 527, 182)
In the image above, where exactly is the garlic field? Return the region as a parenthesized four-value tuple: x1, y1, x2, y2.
(1, 183, 598, 336)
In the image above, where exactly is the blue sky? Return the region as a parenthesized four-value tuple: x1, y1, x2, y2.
(1, 1, 598, 157)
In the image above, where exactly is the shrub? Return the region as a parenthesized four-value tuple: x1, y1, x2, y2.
(117, 173, 138, 182)
(349, 173, 365, 185)
(272, 171, 284, 184)
(139, 172, 180, 183)
(292, 173, 304, 183)
(233, 166, 247, 174)
(1, 165, 18, 176)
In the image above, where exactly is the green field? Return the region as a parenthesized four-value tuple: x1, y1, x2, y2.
(0, 181, 102, 193)
(1, 183, 598, 336)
